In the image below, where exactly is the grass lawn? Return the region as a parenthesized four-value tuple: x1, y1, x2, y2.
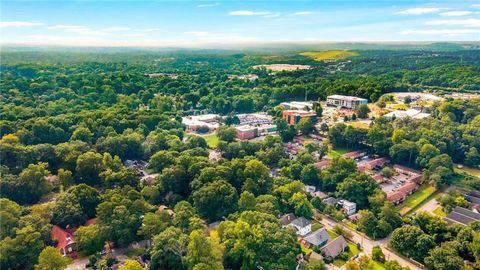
(434, 207, 447, 217)
(373, 261, 386, 270)
(391, 103, 410, 110)
(327, 147, 350, 158)
(454, 165, 480, 178)
(345, 221, 358, 230)
(300, 50, 358, 61)
(347, 121, 369, 129)
(327, 229, 339, 239)
(301, 244, 313, 255)
(401, 185, 436, 210)
(333, 242, 361, 267)
(203, 133, 220, 148)
(311, 222, 324, 232)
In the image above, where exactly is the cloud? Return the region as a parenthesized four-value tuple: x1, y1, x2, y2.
(0, 21, 44, 27)
(425, 19, 480, 28)
(400, 29, 480, 35)
(197, 3, 219, 8)
(48, 25, 108, 36)
(396, 7, 440, 15)
(228, 10, 273, 16)
(124, 33, 146, 37)
(439, 11, 473, 16)
(291, 11, 313, 16)
(137, 28, 161, 32)
(472, 4, 480, 8)
(101, 27, 131, 32)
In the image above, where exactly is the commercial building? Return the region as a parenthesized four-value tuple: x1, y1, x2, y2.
(326, 95, 368, 109)
(444, 206, 480, 226)
(383, 109, 430, 120)
(280, 101, 314, 111)
(282, 110, 317, 125)
(182, 114, 220, 132)
(235, 124, 277, 140)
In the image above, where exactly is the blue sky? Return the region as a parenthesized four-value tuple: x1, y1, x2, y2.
(1, 0, 479, 47)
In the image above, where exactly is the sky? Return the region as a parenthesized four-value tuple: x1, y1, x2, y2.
(1, 0, 480, 47)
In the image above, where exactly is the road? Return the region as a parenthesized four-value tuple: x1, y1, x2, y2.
(318, 216, 422, 270)
(66, 240, 148, 270)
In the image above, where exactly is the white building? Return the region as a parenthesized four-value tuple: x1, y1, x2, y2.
(339, 200, 356, 216)
(383, 109, 430, 120)
(287, 217, 312, 236)
(326, 95, 368, 109)
(280, 101, 314, 111)
(182, 114, 220, 132)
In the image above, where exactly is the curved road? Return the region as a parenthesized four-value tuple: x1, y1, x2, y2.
(318, 215, 423, 270)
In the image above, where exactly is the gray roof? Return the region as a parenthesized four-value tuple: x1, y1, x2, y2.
(304, 228, 330, 247)
(444, 206, 480, 226)
(321, 236, 347, 258)
(323, 197, 338, 205)
(279, 213, 297, 226)
(291, 217, 311, 228)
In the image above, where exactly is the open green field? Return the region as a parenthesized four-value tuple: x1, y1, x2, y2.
(203, 133, 220, 148)
(333, 242, 361, 267)
(454, 165, 480, 178)
(399, 185, 436, 215)
(300, 50, 359, 61)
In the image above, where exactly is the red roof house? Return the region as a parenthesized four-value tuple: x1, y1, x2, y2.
(51, 225, 77, 256)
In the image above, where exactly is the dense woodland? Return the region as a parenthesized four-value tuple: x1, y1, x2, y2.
(0, 49, 479, 270)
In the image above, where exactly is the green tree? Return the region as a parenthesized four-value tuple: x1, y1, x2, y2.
(150, 227, 188, 270)
(35, 246, 71, 270)
(68, 183, 100, 218)
(424, 241, 463, 270)
(303, 259, 326, 270)
(57, 168, 74, 188)
(149, 150, 177, 172)
(336, 174, 379, 209)
(71, 126, 94, 143)
(192, 180, 238, 221)
(356, 104, 371, 119)
(238, 191, 256, 211)
(0, 198, 21, 240)
(138, 210, 172, 241)
(118, 259, 147, 270)
(296, 117, 316, 135)
(186, 230, 224, 270)
(51, 192, 86, 227)
(217, 126, 237, 143)
(0, 225, 44, 270)
(288, 192, 313, 219)
(242, 159, 272, 195)
(75, 151, 104, 186)
(76, 224, 105, 255)
(372, 245, 385, 263)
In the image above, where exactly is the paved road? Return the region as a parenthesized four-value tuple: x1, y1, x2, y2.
(66, 240, 149, 270)
(318, 216, 422, 270)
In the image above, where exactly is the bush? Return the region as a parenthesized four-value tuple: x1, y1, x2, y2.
(372, 245, 385, 262)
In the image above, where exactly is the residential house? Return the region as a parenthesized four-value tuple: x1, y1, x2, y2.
(315, 159, 331, 170)
(312, 191, 328, 200)
(51, 225, 77, 256)
(288, 217, 312, 236)
(339, 200, 357, 216)
(365, 158, 390, 171)
(304, 228, 330, 248)
(279, 213, 297, 228)
(320, 236, 348, 258)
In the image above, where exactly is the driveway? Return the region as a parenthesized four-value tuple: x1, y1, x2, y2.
(66, 240, 149, 270)
(318, 216, 422, 270)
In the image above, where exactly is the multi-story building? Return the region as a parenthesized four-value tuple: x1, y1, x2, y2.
(282, 110, 317, 125)
(327, 95, 368, 109)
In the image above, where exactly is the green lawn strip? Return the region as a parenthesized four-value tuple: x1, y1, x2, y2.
(327, 229, 339, 239)
(333, 242, 360, 267)
(345, 221, 358, 230)
(454, 165, 480, 178)
(373, 261, 386, 270)
(311, 222, 324, 231)
(399, 185, 438, 216)
(433, 207, 447, 217)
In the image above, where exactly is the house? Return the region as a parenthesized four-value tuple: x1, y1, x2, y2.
(339, 200, 356, 216)
(326, 95, 368, 109)
(312, 191, 328, 200)
(393, 164, 422, 183)
(387, 191, 406, 205)
(51, 225, 76, 256)
(323, 197, 338, 206)
(365, 158, 390, 171)
(304, 228, 330, 247)
(444, 206, 480, 226)
(315, 159, 331, 170)
(342, 151, 366, 160)
(159, 205, 175, 217)
(305, 185, 316, 194)
(396, 181, 418, 196)
(288, 217, 312, 236)
(279, 213, 297, 228)
(282, 110, 317, 125)
(320, 236, 348, 258)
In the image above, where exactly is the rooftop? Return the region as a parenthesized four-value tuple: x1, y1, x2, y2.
(291, 217, 311, 228)
(304, 228, 330, 247)
(327, 95, 367, 102)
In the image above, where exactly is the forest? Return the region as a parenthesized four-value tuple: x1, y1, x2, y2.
(0, 48, 479, 270)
